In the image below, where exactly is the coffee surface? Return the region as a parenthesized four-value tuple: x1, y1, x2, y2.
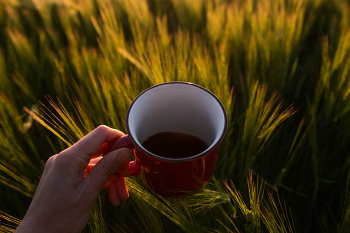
(141, 132, 209, 159)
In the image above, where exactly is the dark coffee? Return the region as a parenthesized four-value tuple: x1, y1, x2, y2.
(141, 132, 209, 159)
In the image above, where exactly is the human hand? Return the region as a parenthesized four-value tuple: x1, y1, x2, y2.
(15, 125, 133, 233)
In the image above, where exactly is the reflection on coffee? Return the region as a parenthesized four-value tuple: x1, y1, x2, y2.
(142, 132, 209, 159)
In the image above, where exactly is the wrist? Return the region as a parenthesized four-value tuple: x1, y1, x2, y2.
(15, 211, 59, 233)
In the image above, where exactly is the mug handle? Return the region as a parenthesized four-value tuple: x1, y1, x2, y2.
(103, 135, 140, 176)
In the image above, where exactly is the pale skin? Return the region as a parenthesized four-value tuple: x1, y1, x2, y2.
(15, 125, 133, 233)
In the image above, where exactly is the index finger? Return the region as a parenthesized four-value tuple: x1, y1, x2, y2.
(70, 125, 124, 160)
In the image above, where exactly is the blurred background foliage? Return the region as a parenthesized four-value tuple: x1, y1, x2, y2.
(0, 0, 350, 232)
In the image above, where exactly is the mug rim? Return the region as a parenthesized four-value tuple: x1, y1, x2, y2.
(126, 81, 228, 162)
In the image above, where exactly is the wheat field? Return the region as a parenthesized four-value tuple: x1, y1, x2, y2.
(0, 0, 350, 232)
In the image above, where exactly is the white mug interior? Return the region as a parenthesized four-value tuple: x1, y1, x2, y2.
(127, 82, 227, 160)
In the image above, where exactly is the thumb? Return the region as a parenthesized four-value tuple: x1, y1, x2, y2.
(84, 148, 133, 192)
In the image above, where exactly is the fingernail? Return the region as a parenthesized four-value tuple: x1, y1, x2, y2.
(116, 149, 133, 164)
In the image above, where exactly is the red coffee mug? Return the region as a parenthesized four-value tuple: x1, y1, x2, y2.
(104, 82, 227, 197)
